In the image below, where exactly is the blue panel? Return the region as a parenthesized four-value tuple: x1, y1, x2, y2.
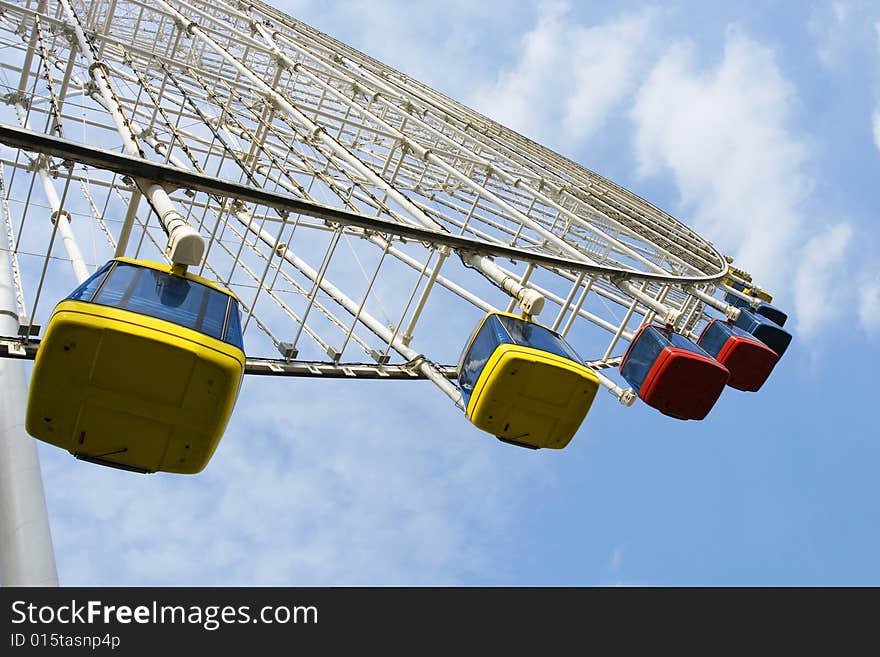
(697, 320, 730, 358)
(66, 261, 114, 302)
(733, 309, 792, 357)
(620, 326, 666, 392)
(665, 328, 712, 357)
(724, 292, 751, 310)
(724, 293, 788, 327)
(755, 303, 787, 327)
(223, 300, 244, 350)
(458, 315, 507, 405)
(697, 320, 756, 358)
(496, 314, 582, 363)
(89, 262, 235, 345)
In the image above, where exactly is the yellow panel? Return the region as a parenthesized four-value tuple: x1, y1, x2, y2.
(466, 345, 599, 449)
(26, 301, 245, 474)
(89, 330, 198, 406)
(73, 402, 172, 473)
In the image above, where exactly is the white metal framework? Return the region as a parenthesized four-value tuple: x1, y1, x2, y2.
(0, 0, 761, 584)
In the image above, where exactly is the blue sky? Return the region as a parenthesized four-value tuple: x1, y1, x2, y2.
(28, 0, 880, 585)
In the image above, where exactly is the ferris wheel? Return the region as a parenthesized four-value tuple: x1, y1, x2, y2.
(0, 0, 792, 585)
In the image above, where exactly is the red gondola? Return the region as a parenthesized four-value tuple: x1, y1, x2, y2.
(620, 324, 730, 420)
(697, 319, 778, 392)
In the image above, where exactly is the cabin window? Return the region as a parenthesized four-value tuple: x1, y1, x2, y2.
(620, 326, 666, 393)
(496, 314, 582, 363)
(223, 300, 244, 350)
(458, 315, 507, 405)
(66, 261, 114, 302)
(665, 328, 710, 356)
(76, 262, 241, 347)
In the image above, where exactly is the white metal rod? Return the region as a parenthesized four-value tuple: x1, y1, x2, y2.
(235, 212, 465, 408)
(602, 296, 639, 362)
(722, 283, 761, 308)
(161, 4, 541, 314)
(561, 276, 595, 338)
(551, 272, 585, 331)
(114, 189, 142, 258)
(687, 284, 741, 321)
(401, 249, 447, 345)
(614, 278, 680, 326)
(0, 168, 27, 318)
(594, 368, 636, 406)
(15, 103, 90, 283)
(14, 1, 44, 94)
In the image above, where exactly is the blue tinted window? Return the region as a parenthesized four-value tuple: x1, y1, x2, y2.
(620, 326, 666, 392)
(622, 325, 713, 391)
(496, 314, 582, 363)
(665, 328, 709, 356)
(756, 303, 787, 327)
(734, 309, 792, 356)
(90, 262, 234, 344)
(224, 300, 244, 350)
(458, 315, 507, 405)
(724, 292, 750, 311)
(66, 261, 114, 302)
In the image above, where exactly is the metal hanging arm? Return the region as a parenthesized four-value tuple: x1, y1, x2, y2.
(58, 0, 204, 267)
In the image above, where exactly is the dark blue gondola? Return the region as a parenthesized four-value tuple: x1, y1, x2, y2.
(620, 324, 730, 420)
(733, 308, 792, 358)
(697, 319, 778, 392)
(724, 292, 788, 327)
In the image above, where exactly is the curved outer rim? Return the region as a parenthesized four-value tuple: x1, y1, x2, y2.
(0, 125, 729, 286)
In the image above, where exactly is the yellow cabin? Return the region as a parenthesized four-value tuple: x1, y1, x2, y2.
(26, 258, 245, 474)
(457, 312, 599, 449)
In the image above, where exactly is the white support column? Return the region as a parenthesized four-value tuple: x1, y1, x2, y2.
(0, 237, 58, 587)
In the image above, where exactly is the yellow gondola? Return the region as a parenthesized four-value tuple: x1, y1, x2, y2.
(26, 258, 245, 474)
(457, 312, 600, 449)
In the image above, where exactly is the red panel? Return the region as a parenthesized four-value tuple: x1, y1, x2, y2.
(715, 335, 779, 392)
(639, 347, 730, 420)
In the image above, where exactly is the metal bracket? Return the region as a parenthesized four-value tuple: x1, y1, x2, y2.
(277, 341, 297, 359)
(369, 348, 391, 365)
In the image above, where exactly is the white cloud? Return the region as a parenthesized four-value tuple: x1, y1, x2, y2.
(470, 3, 657, 149)
(276, 0, 521, 102)
(632, 30, 810, 292)
(858, 279, 880, 334)
(792, 223, 852, 337)
(630, 29, 871, 339)
(42, 377, 544, 585)
(809, 1, 860, 72)
(874, 109, 880, 152)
